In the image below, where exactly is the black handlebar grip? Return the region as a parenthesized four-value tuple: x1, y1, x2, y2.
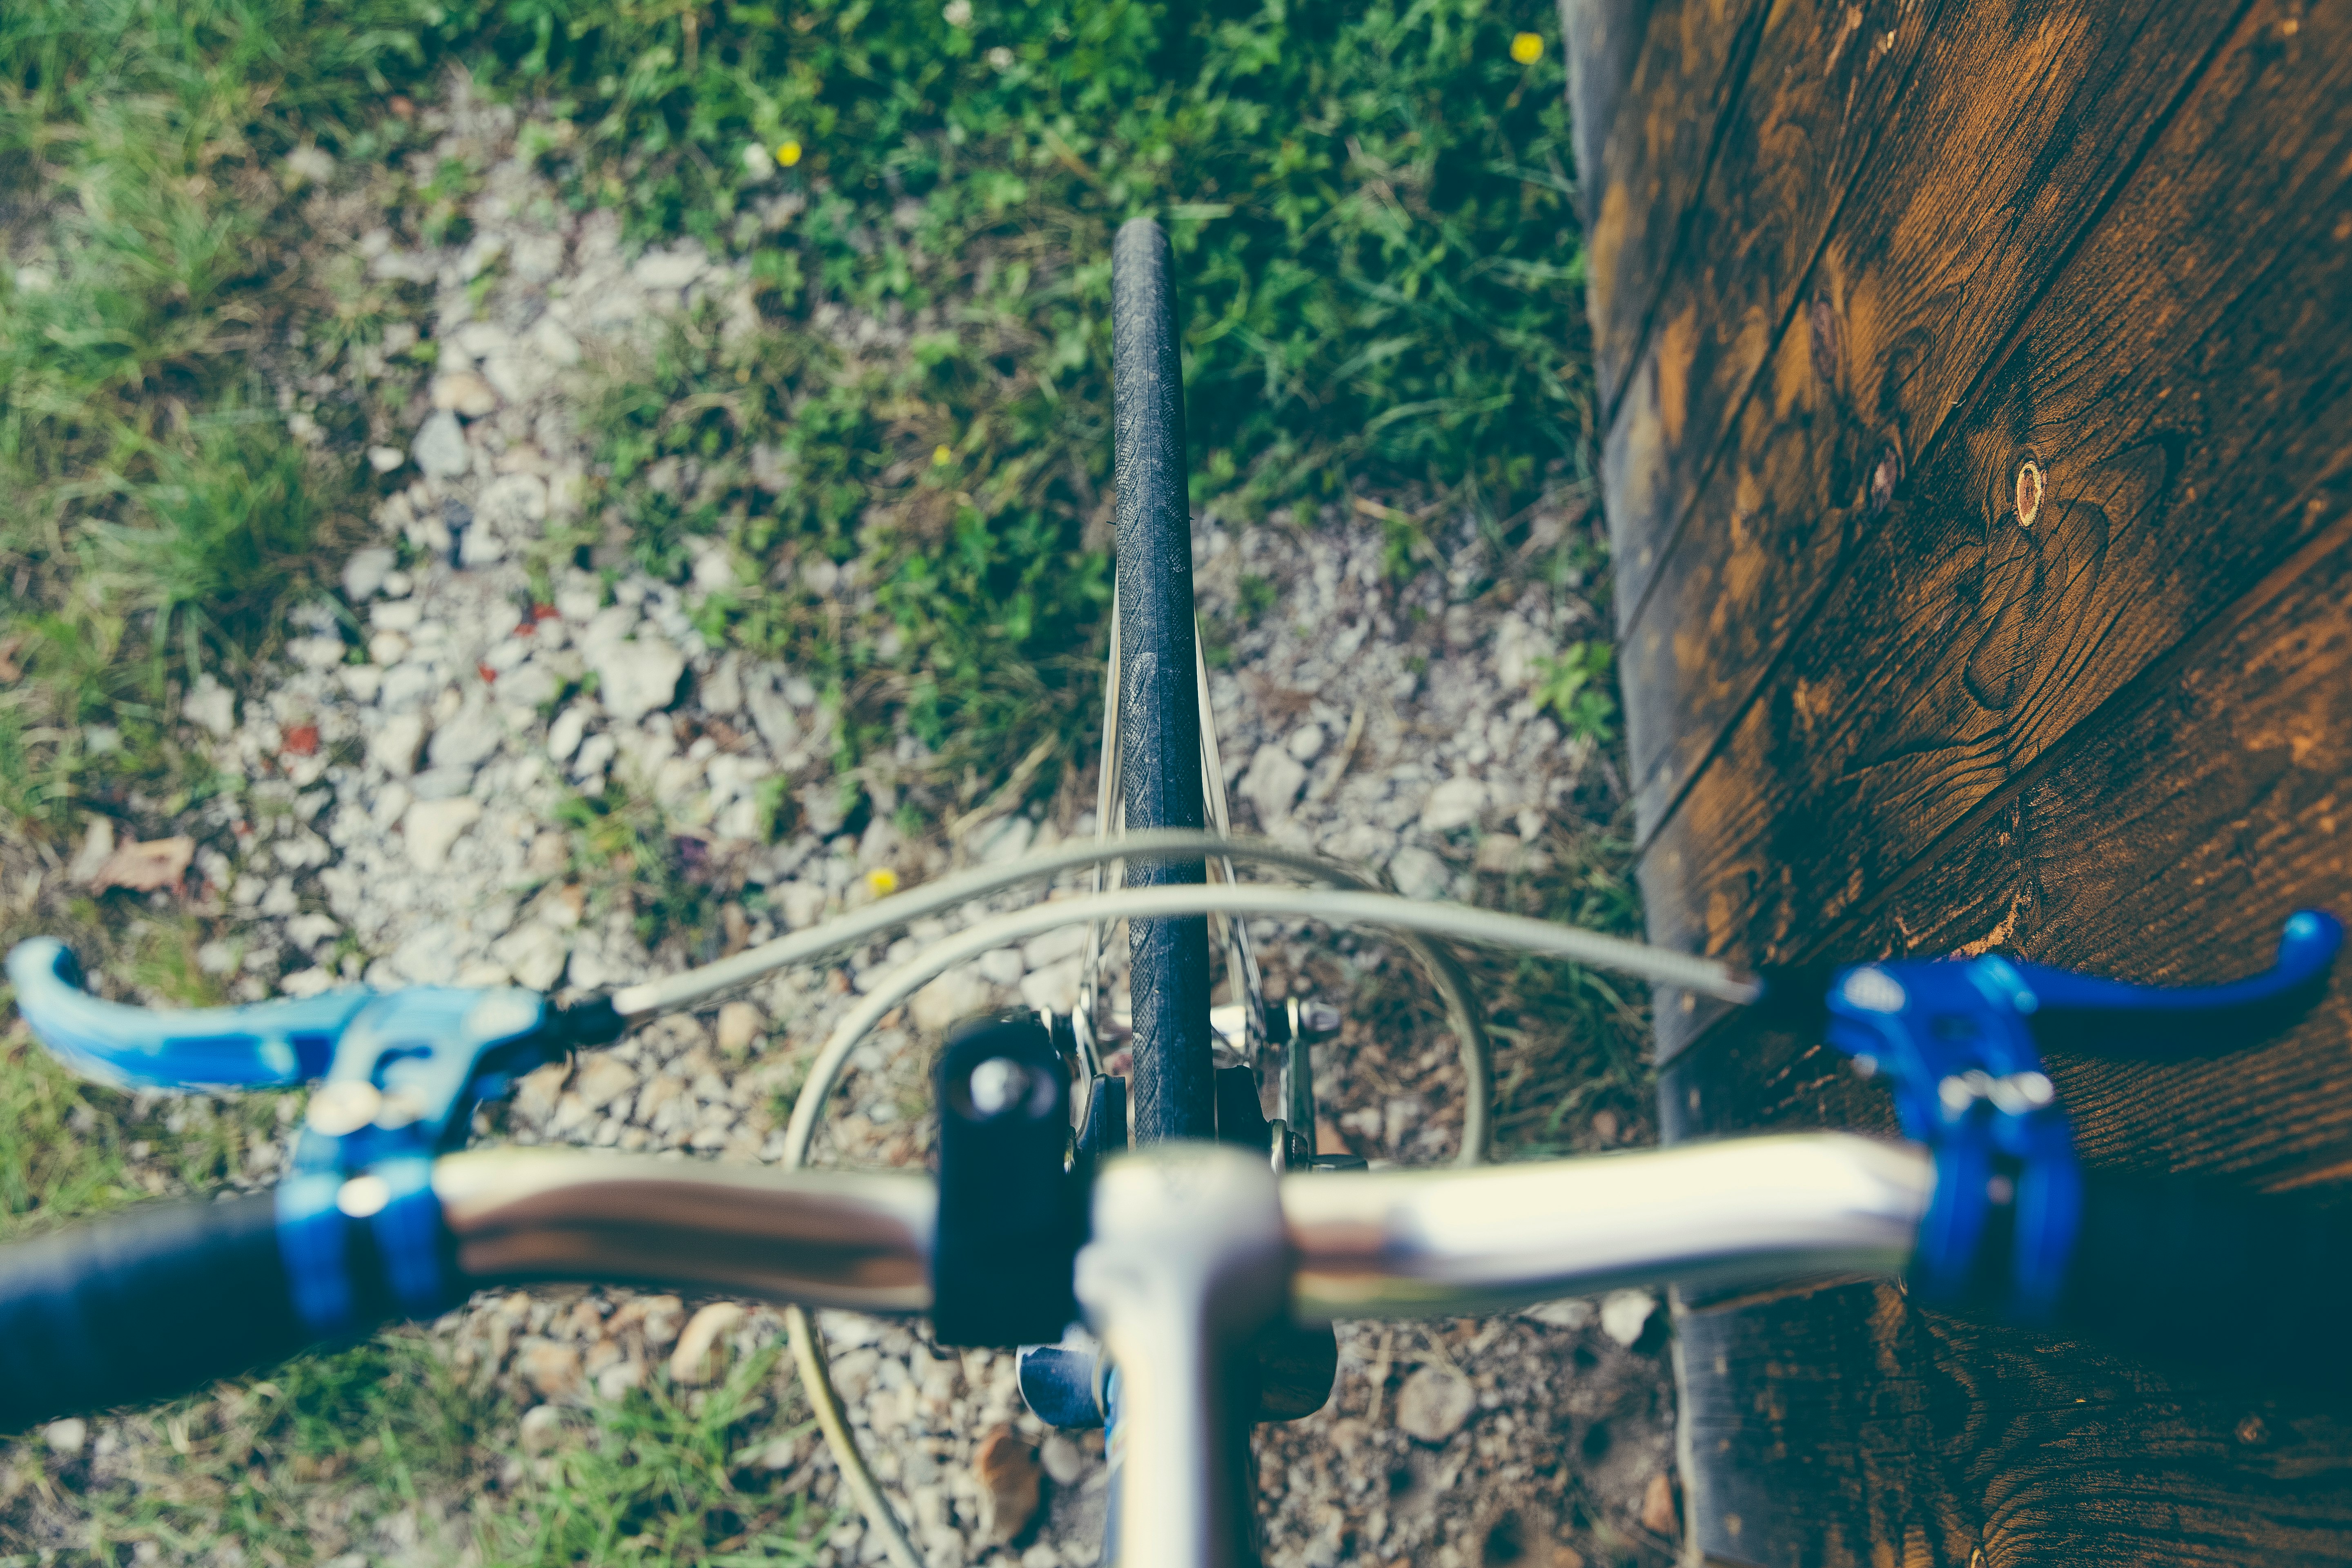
(0, 1195, 325, 1431)
(2060, 1172, 2352, 1383)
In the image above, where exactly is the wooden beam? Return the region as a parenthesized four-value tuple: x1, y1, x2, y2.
(1676, 1277, 2352, 1568)
(1601, 0, 1946, 621)
(1667, 498, 2352, 1183)
(1637, 0, 2352, 1071)
(1661, 440, 2352, 1568)
(1557, 0, 1657, 230)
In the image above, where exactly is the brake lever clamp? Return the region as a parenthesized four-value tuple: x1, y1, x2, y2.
(1821, 911, 2343, 1323)
(278, 987, 563, 1334)
(1825, 958, 2080, 1322)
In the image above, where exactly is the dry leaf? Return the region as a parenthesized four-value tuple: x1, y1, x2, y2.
(1640, 1472, 1679, 1536)
(974, 1423, 1042, 1543)
(89, 835, 196, 895)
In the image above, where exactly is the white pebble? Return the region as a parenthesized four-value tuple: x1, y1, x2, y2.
(411, 410, 468, 479)
(546, 706, 588, 763)
(1600, 1288, 1656, 1347)
(588, 634, 687, 724)
(403, 797, 484, 871)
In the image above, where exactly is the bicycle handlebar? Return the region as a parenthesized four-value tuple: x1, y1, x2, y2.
(4, 1134, 2345, 1436)
(433, 1151, 933, 1312)
(1, 904, 2339, 1568)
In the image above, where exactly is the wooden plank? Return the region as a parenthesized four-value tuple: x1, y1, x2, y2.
(1666, 499, 2352, 1184)
(1558, 0, 1656, 230)
(1660, 468, 2352, 1568)
(1637, 0, 2352, 1056)
(1676, 1281, 2352, 1568)
(1583, 0, 1771, 422)
(1599, 0, 1944, 621)
(1609, 0, 2257, 831)
(1673, 1286, 1958, 1568)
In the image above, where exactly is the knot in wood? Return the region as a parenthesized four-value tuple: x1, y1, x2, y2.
(1866, 444, 1903, 515)
(2016, 460, 2045, 528)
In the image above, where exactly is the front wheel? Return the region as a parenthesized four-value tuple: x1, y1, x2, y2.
(1110, 216, 1216, 1146)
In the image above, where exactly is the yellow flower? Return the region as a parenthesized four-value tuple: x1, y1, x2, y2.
(775, 139, 804, 168)
(1510, 31, 1544, 64)
(866, 867, 900, 896)
(932, 444, 953, 466)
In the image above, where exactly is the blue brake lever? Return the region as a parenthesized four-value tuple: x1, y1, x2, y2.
(1984, 909, 2343, 1054)
(7, 937, 370, 1089)
(1819, 910, 2342, 1323)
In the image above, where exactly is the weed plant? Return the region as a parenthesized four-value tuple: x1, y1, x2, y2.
(495, 1348, 825, 1568)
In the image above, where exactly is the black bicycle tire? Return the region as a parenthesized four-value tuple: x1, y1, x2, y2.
(1110, 216, 1216, 1145)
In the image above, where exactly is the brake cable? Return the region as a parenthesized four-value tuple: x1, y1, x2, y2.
(762, 860, 1757, 1565)
(606, 827, 1572, 1166)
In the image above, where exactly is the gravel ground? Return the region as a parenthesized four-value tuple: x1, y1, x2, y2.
(3, 79, 1677, 1568)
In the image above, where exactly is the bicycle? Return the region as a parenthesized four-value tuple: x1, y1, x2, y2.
(3, 219, 2348, 1568)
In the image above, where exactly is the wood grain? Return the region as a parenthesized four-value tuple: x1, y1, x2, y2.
(1582, 0, 2352, 1557)
(1676, 1281, 2352, 1568)
(1655, 333, 2352, 1568)
(1666, 498, 2352, 1183)
(1637, 0, 2352, 1028)
(1582, 0, 1771, 421)
(1599, 0, 1942, 623)
(1610, 0, 2258, 833)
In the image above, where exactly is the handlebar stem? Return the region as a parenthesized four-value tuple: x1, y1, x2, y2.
(1076, 1143, 1288, 1568)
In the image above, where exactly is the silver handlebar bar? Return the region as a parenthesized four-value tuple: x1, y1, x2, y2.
(434, 1151, 937, 1313)
(1284, 1131, 1930, 1318)
(435, 1130, 1930, 1323)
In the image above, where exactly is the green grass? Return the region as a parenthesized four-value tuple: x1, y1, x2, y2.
(1532, 639, 1619, 747)
(4, 0, 1592, 833)
(1482, 819, 1653, 1153)
(0, 0, 1615, 1557)
(494, 1348, 826, 1567)
(27, 1336, 500, 1565)
(0, 0, 1600, 953)
(506, 0, 1590, 811)
(0, 1320, 829, 1566)
(0, 0, 434, 832)
(556, 779, 721, 951)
